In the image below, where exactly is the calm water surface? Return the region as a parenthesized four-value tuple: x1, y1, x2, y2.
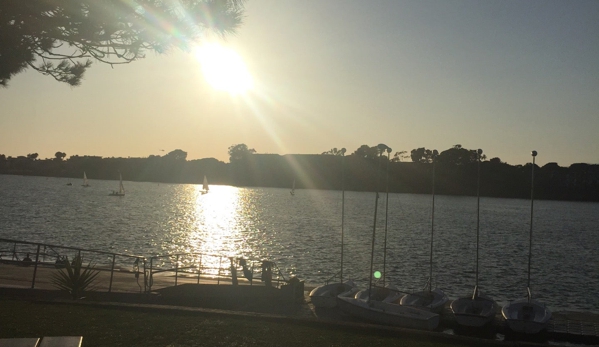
(1, 174, 598, 313)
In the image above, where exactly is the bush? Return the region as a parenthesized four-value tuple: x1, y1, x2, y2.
(51, 254, 99, 299)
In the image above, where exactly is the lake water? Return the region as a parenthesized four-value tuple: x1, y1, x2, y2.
(1, 174, 598, 313)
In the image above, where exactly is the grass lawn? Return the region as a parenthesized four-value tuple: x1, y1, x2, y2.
(0, 299, 492, 347)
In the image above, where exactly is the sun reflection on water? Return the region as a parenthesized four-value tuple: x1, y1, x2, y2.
(179, 185, 254, 274)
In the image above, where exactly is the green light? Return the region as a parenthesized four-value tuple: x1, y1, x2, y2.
(374, 271, 381, 279)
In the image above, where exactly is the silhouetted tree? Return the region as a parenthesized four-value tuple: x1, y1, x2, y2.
(164, 149, 187, 161)
(0, 0, 245, 87)
(391, 150, 409, 162)
(321, 148, 345, 156)
(26, 153, 39, 160)
(54, 152, 66, 161)
(228, 144, 256, 162)
(351, 145, 379, 160)
(436, 145, 486, 165)
(410, 147, 434, 163)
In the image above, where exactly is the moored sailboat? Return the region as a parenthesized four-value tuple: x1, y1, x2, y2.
(309, 149, 357, 308)
(400, 150, 449, 313)
(502, 150, 551, 334)
(337, 294, 440, 331)
(450, 149, 498, 328)
(337, 145, 440, 330)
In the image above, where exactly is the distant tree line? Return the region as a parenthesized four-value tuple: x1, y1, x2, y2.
(1, 144, 598, 202)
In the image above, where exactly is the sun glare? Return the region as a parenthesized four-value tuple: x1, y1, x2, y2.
(195, 43, 253, 94)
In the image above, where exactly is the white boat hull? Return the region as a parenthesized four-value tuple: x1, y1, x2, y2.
(502, 299, 551, 334)
(309, 280, 356, 308)
(451, 295, 498, 327)
(355, 285, 402, 303)
(337, 296, 440, 331)
(400, 288, 448, 314)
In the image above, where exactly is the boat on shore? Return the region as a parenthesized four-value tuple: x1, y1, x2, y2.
(451, 149, 498, 328)
(355, 284, 402, 303)
(309, 149, 354, 309)
(337, 145, 441, 331)
(337, 294, 440, 331)
(400, 150, 448, 314)
(502, 150, 551, 334)
(309, 280, 357, 308)
(401, 286, 448, 314)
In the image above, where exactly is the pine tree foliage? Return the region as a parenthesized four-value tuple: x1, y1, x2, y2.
(0, 0, 245, 86)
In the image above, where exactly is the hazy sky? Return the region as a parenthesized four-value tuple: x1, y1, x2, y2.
(1, 0, 598, 166)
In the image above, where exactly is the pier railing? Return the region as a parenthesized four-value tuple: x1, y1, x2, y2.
(0, 238, 288, 295)
(0, 238, 146, 293)
(146, 253, 287, 292)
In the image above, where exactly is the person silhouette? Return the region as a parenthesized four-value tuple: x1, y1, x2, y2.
(22, 253, 32, 266)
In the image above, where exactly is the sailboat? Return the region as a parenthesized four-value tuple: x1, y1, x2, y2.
(400, 150, 449, 313)
(81, 172, 90, 187)
(347, 145, 402, 306)
(309, 149, 358, 308)
(290, 179, 295, 196)
(109, 172, 125, 196)
(338, 145, 439, 330)
(502, 150, 551, 334)
(450, 149, 498, 328)
(201, 175, 209, 194)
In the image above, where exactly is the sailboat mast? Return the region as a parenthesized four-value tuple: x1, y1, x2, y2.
(429, 150, 438, 291)
(475, 149, 483, 294)
(528, 150, 537, 299)
(382, 147, 391, 287)
(340, 148, 346, 284)
(368, 144, 388, 301)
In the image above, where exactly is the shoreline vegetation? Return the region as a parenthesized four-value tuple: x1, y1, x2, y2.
(2, 144, 598, 202)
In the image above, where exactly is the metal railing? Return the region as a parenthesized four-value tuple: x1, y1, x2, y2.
(146, 252, 287, 292)
(0, 238, 288, 295)
(0, 238, 146, 293)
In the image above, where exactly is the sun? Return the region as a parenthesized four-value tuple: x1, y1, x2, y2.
(195, 43, 253, 94)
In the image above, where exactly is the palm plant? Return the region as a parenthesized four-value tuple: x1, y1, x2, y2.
(51, 254, 100, 299)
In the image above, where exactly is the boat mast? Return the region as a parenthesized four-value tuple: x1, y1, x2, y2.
(474, 149, 483, 299)
(340, 148, 346, 284)
(528, 150, 537, 301)
(368, 144, 388, 301)
(382, 146, 392, 287)
(429, 150, 438, 292)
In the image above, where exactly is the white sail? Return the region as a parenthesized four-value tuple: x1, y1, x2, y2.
(118, 173, 125, 195)
(202, 175, 209, 193)
(109, 171, 125, 196)
(82, 172, 90, 187)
